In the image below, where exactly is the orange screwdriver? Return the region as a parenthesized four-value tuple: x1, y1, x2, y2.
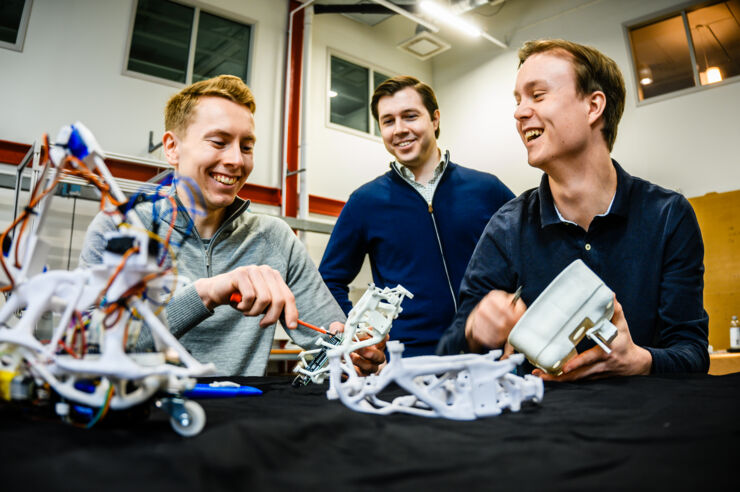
(228, 292, 329, 334)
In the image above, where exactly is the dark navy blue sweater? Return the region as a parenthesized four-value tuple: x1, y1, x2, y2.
(437, 160, 709, 374)
(319, 161, 514, 356)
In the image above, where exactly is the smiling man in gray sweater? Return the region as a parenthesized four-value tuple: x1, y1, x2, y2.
(80, 75, 385, 376)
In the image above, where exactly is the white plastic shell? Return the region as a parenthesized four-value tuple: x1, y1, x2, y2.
(507, 259, 618, 375)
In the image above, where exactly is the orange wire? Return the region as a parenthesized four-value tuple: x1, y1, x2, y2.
(58, 340, 80, 359)
(95, 246, 139, 307)
(1, 136, 70, 288)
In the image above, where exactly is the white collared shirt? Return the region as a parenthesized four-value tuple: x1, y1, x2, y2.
(394, 150, 449, 205)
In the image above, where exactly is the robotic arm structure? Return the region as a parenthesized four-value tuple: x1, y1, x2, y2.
(0, 123, 214, 436)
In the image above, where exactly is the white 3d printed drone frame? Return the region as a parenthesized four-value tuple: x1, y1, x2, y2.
(326, 340, 543, 420)
(0, 123, 214, 436)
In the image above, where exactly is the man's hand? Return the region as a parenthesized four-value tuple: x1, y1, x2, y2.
(193, 265, 298, 329)
(533, 297, 653, 381)
(329, 321, 387, 376)
(465, 289, 526, 353)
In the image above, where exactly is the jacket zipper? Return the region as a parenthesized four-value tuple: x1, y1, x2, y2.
(163, 197, 248, 278)
(428, 205, 458, 310)
(391, 162, 457, 310)
(204, 203, 246, 277)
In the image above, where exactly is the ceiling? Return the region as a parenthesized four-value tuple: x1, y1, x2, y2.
(313, 0, 506, 27)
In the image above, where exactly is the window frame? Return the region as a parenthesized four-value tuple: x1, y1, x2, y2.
(623, 0, 740, 106)
(122, 0, 254, 88)
(0, 0, 33, 53)
(325, 49, 395, 140)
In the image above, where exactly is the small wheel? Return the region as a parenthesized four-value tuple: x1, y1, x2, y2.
(169, 400, 206, 437)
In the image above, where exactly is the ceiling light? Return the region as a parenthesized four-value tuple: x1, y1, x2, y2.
(638, 65, 653, 85)
(706, 66, 722, 84)
(420, 1, 481, 38)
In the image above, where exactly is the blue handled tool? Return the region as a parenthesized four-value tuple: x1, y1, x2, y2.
(184, 384, 262, 398)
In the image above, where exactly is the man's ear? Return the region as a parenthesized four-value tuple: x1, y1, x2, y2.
(162, 130, 179, 168)
(587, 91, 606, 126)
(432, 109, 440, 132)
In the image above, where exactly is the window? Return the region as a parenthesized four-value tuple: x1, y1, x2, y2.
(627, 0, 740, 101)
(328, 54, 391, 136)
(0, 0, 32, 52)
(125, 0, 252, 85)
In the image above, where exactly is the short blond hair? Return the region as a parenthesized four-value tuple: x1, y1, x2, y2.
(165, 75, 256, 135)
(518, 39, 625, 151)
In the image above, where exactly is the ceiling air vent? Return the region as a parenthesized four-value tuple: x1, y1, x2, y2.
(397, 30, 451, 60)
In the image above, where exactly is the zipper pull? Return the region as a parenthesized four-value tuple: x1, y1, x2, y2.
(428, 204, 433, 213)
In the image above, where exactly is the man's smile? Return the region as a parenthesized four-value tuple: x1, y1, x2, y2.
(524, 129, 543, 142)
(211, 172, 239, 185)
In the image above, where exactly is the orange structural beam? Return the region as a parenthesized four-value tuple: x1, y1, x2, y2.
(0, 139, 344, 217)
(0, 140, 32, 165)
(284, 0, 305, 218)
(309, 195, 344, 217)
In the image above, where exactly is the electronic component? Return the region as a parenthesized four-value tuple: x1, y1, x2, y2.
(292, 284, 413, 385)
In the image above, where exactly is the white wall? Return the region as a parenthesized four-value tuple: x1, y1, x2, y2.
(0, 0, 288, 189)
(306, 11, 433, 200)
(432, 0, 740, 198)
(3, 0, 737, 200)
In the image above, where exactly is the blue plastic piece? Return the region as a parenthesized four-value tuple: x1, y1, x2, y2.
(184, 384, 262, 399)
(72, 405, 94, 417)
(73, 380, 96, 393)
(67, 125, 90, 160)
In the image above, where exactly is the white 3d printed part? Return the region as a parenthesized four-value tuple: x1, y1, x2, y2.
(293, 284, 412, 385)
(326, 340, 543, 420)
(0, 123, 215, 436)
(507, 259, 618, 375)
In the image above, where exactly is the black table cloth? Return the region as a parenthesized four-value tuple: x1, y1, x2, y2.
(2, 373, 738, 491)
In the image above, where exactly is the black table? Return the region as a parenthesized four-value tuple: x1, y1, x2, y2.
(2, 373, 739, 491)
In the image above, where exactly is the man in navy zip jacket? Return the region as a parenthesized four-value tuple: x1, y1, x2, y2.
(319, 76, 514, 357)
(437, 40, 709, 378)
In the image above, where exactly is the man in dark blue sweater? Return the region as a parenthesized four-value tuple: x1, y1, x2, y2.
(319, 76, 514, 357)
(437, 40, 709, 378)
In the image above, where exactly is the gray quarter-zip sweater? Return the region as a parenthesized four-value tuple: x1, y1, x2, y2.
(79, 195, 345, 376)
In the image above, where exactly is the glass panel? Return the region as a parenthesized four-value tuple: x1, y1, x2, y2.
(688, 0, 740, 86)
(193, 12, 251, 82)
(372, 71, 391, 137)
(330, 56, 369, 133)
(629, 15, 696, 100)
(127, 0, 194, 83)
(0, 0, 26, 44)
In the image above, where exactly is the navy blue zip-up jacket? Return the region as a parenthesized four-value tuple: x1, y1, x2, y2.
(319, 160, 514, 356)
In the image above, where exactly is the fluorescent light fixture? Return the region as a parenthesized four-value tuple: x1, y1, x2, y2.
(371, 0, 439, 33)
(328, 90, 338, 98)
(420, 1, 481, 38)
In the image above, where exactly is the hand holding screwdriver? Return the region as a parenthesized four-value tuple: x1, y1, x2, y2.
(193, 264, 298, 328)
